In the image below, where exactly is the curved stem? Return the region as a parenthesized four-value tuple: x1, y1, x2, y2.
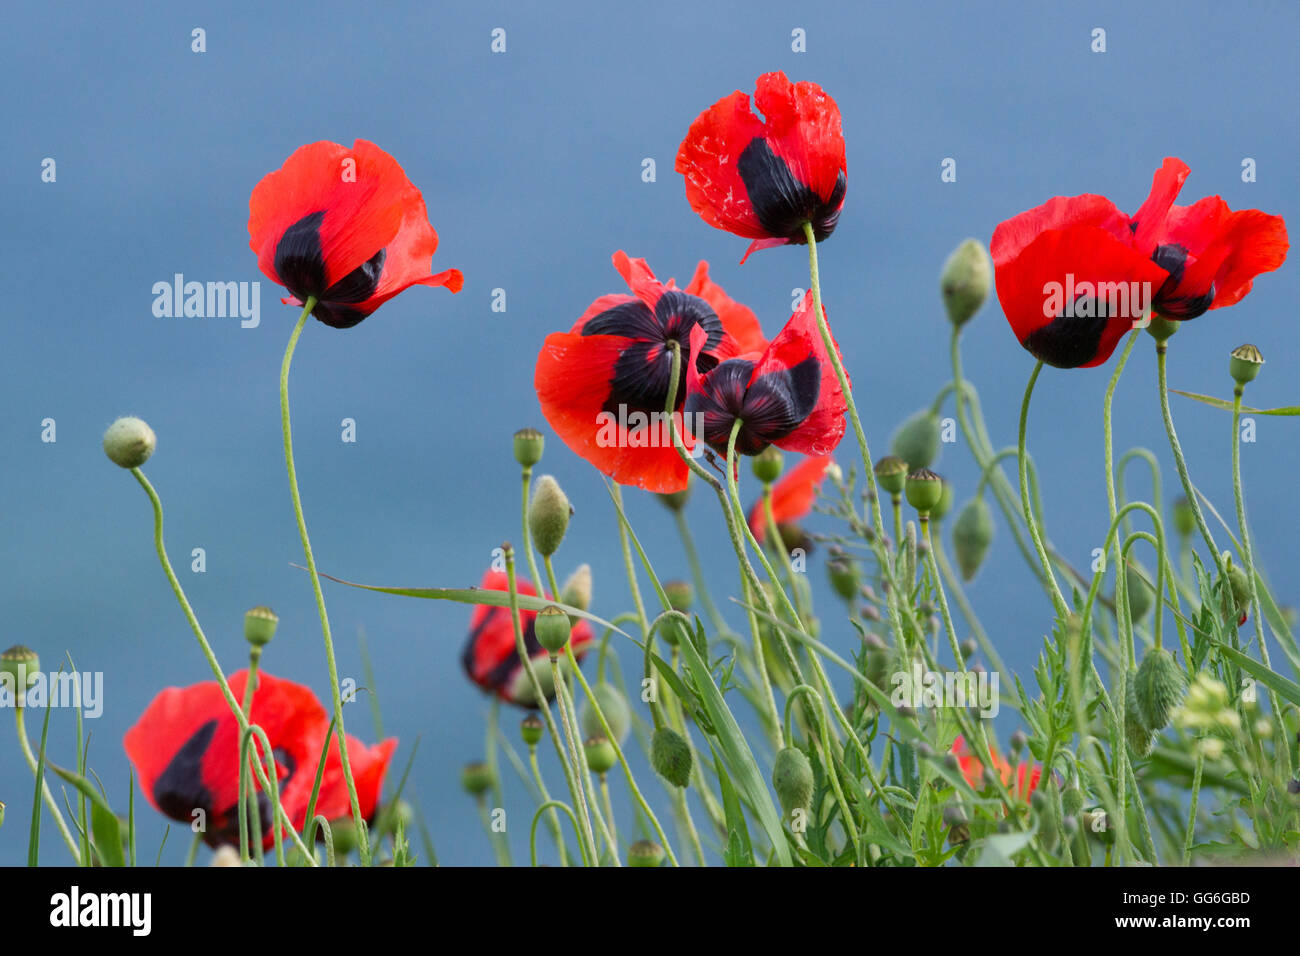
(1018, 360, 1067, 616)
(13, 708, 81, 862)
(279, 297, 369, 865)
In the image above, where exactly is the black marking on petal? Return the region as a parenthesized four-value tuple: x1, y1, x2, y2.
(655, 291, 723, 353)
(153, 718, 217, 828)
(274, 211, 329, 300)
(737, 139, 845, 242)
(1151, 243, 1215, 319)
(582, 300, 660, 339)
(1023, 298, 1109, 369)
(686, 356, 821, 455)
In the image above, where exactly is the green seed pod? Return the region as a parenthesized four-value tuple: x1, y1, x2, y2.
(827, 557, 859, 601)
(513, 427, 545, 468)
(627, 839, 666, 867)
(890, 409, 942, 471)
(1124, 678, 1155, 757)
(1229, 343, 1264, 387)
(952, 496, 994, 580)
(584, 735, 617, 775)
(0, 645, 39, 701)
(1171, 496, 1195, 539)
(243, 606, 278, 648)
(873, 455, 909, 497)
(905, 468, 944, 514)
(534, 605, 572, 654)
(772, 747, 814, 818)
(102, 416, 156, 469)
(1135, 648, 1187, 732)
(663, 579, 694, 613)
(528, 475, 572, 557)
(1146, 315, 1180, 343)
(650, 727, 693, 788)
(1123, 562, 1153, 622)
(520, 713, 544, 747)
(1061, 785, 1084, 817)
(580, 683, 631, 744)
(940, 238, 992, 328)
(460, 761, 495, 797)
(560, 564, 592, 612)
(751, 446, 783, 484)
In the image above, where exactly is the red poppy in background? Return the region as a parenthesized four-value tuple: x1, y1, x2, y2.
(461, 569, 595, 708)
(125, 671, 396, 848)
(248, 139, 463, 329)
(992, 157, 1287, 368)
(677, 71, 847, 263)
(535, 252, 766, 493)
(951, 735, 1041, 802)
(684, 291, 847, 458)
(748, 454, 834, 543)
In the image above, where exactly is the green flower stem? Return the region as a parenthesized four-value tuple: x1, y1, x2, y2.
(526, 742, 570, 866)
(240, 648, 262, 719)
(1156, 342, 1225, 577)
(550, 653, 619, 865)
(130, 467, 314, 864)
(1232, 386, 1290, 775)
(13, 708, 81, 862)
(502, 546, 596, 864)
(1183, 748, 1204, 865)
(763, 489, 813, 626)
(530, 800, 583, 868)
(483, 698, 513, 867)
(279, 296, 369, 866)
(1018, 361, 1068, 617)
(240, 726, 286, 866)
(476, 796, 512, 867)
(599, 775, 618, 849)
(611, 485, 651, 638)
(783, 684, 861, 859)
(673, 508, 731, 638)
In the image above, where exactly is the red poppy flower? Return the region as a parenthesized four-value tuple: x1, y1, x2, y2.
(677, 71, 847, 263)
(992, 157, 1287, 367)
(124, 670, 396, 848)
(747, 454, 834, 543)
(461, 569, 595, 708)
(248, 139, 463, 329)
(684, 291, 847, 458)
(951, 735, 1041, 802)
(535, 252, 767, 493)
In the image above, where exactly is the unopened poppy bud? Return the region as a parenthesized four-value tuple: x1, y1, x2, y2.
(752, 446, 783, 484)
(772, 747, 814, 817)
(959, 638, 977, 659)
(905, 469, 944, 514)
(1229, 343, 1264, 387)
(329, 818, 359, 856)
(102, 416, 156, 469)
(861, 633, 892, 688)
(529, 475, 572, 557)
(873, 456, 908, 495)
(1171, 497, 1195, 538)
(560, 564, 592, 612)
(931, 480, 954, 521)
(520, 713, 544, 747)
(461, 761, 495, 797)
(580, 683, 631, 744)
(1061, 786, 1084, 816)
(890, 409, 942, 471)
(1217, 555, 1251, 627)
(1123, 563, 1153, 622)
(584, 735, 617, 775)
(650, 727, 692, 787)
(827, 557, 859, 601)
(940, 238, 992, 328)
(513, 427, 545, 468)
(243, 606, 278, 647)
(1, 645, 39, 702)
(943, 752, 961, 773)
(656, 482, 692, 513)
(1009, 729, 1028, 753)
(952, 496, 994, 580)
(1135, 648, 1187, 732)
(210, 845, 242, 867)
(628, 839, 666, 867)
(534, 605, 572, 654)
(663, 579, 694, 612)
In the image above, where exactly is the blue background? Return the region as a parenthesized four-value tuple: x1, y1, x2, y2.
(3, 0, 1297, 865)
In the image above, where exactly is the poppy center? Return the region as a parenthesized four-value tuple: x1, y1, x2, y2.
(686, 356, 822, 455)
(1150, 243, 1215, 319)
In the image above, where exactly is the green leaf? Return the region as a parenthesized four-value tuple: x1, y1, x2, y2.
(1171, 389, 1300, 416)
(1214, 642, 1300, 709)
(974, 825, 1038, 866)
(713, 745, 754, 868)
(92, 802, 126, 868)
(27, 701, 56, 866)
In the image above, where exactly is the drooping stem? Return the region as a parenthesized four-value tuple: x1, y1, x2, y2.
(1018, 360, 1067, 617)
(279, 296, 368, 865)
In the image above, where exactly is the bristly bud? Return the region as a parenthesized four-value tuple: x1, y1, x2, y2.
(513, 427, 545, 468)
(1135, 648, 1187, 732)
(890, 409, 942, 471)
(560, 564, 592, 612)
(1229, 343, 1264, 387)
(650, 727, 692, 787)
(102, 416, 156, 469)
(772, 747, 814, 818)
(827, 557, 859, 601)
(0, 645, 39, 703)
(584, 735, 617, 775)
(940, 238, 992, 328)
(861, 633, 893, 688)
(1171, 496, 1195, 539)
(520, 713, 544, 747)
(1125, 678, 1155, 757)
(243, 606, 278, 648)
(529, 475, 572, 557)
(460, 761, 495, 797)
(663, 579, 694, 612)
(905, 468, 944, 514)
(534, 605, 572, 654)
(1123, 562, 1153, 622)
(952, 496, 994, 580)
(580, 683, 631, 744)
(873, 455, 909, 496)
(1217, 553, 1251, 628)
(1061, 785, 1084, 816)
(627, 839, 666, 867)
(751, 446, 783, 484)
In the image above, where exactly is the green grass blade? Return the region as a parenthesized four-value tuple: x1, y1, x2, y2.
(27, 701, 56, 866)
